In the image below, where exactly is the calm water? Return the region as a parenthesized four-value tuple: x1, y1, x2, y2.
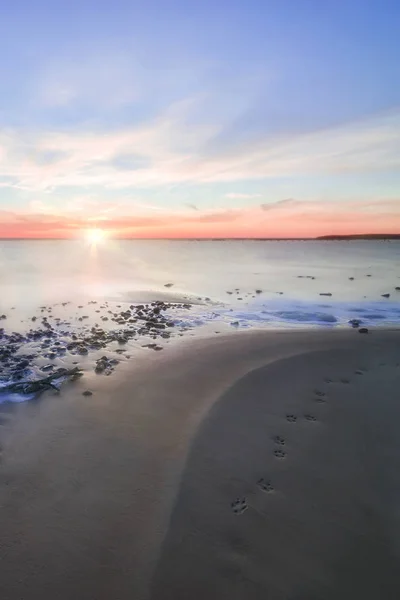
(1, 239, 400, 328)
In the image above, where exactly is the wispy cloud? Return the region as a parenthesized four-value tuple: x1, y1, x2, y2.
(0, 105, 399, 194)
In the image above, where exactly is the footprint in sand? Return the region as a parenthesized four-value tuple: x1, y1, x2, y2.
(314, 394, 327, 403)
(286, 414, 297, 422)
(304, 413, 317, 422)
(314, 389, 326, 397)
(257, 478, 274, 493)
(273, 435, 286, 446)
(323, 377, 333, 384)
(274, 449, 286, 459)
(231, 497, 248, 515)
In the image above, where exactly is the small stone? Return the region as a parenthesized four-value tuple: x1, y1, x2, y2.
(255, 289, 262, 294)
(319, 293, 332, 296)
(381, 293, 390, 298)
(395, 287, 400, 291)
(164, 283, 174, 288)
(349, 319, 361, 328)
(82, 390, 93, 397)
(349, 277, 354, 281)
(77, 345, 89, 355)
(359, 327, 369, 334)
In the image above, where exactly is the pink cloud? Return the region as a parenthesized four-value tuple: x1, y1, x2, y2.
(1, 199, 399, 239)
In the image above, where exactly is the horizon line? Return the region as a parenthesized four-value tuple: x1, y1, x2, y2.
(0, 233, 399, 242)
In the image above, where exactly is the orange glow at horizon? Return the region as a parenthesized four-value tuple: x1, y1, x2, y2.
(0, 200, 399, 239)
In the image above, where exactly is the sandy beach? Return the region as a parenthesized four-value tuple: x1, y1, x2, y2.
(1, 328, 400, 599)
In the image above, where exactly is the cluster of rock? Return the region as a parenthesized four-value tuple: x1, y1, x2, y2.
(0, 299, 191, 399)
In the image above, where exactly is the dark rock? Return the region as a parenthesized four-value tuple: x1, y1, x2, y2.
(164, 283, 174, 288)
(319, 293, 332, 296)
(255, 289, 262, 294)
(0, 367, 82, 397)
(395, 287, 400, 291)
(82, 390, 93, 396)
(349, 277, 354, 281)
(359, 328, 369, 334)
(381, 293, 390, 298)
(349, 319, 361, 328)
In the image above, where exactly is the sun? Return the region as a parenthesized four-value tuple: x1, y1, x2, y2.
(84, 228, 107, 245)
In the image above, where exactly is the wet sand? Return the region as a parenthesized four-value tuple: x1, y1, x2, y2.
(1, 328, 400, 599)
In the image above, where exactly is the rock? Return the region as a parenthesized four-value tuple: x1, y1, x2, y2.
(349, 277, 354, 281)
(359, 328, 369, 334)
(396, 287, 400, 291)
(82, 390, 93, 397)
(319, 293, 332, 296)
(255, 289, 262, 294)
(95, 358, 107, 373)
(164, 283, 174, 288)
(77, 345, 89, 355)
(349, 319, 361, 328)
(0, 367, 82, 397)
(381, 293, 390, 298)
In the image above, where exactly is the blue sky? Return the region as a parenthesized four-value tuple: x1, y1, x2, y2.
(0, 0, 399, 236)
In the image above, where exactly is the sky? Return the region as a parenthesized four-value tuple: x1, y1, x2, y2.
(0, 0, 399, 238)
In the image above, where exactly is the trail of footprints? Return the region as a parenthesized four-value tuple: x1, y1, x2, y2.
(230, 367, 370, 515)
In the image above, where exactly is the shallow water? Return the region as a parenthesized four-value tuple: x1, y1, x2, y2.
(1, 239, 399, 327)
(1, 239, 399, 403)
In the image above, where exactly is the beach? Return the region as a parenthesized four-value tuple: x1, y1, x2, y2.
(1, 327, 400, 599)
